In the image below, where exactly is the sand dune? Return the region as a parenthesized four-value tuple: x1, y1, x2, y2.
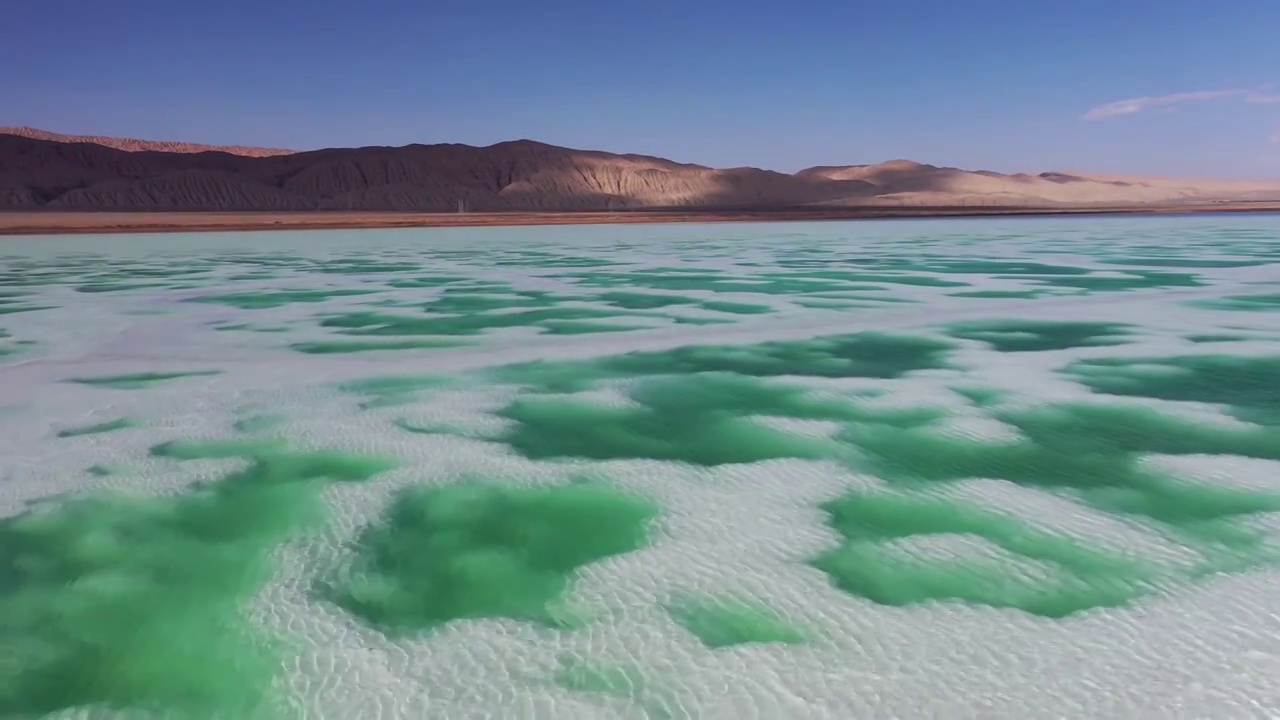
(3, 127, 1279, 212)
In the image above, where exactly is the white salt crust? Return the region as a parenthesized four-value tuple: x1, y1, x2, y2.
(2, 214, 1280, 719)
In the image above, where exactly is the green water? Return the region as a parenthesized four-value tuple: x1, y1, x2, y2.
(1185, 333, 1253, 343)
(86, 464, 125, 477)
(489, 331, 955, 393)
(555, 661, 650, 696)
(843, 402, 1280, 558)
(385, 276, 471, 288)
(1066, 354, 1280, 426)
(189, 289, 378, 309)
(466, 333, 1280, 613)
(1104, 257, 1267, 268)
(57, 417, 138, 438)
(75, 282, 171, 293)
(562, 269, 930, 295)
(552, 659, 681, 719)
(945, 319, 1134, 352)
(421, 289, 583, 314)
(666, 595, 806, 647)
(792, 298, 879, 309)
(290, 339, 467, 354)
(319, 307, 662, 337)
(1192, 293, 1280, 312)
(337, 375, 453, 409)
(948, 290, 1046, 299)
(537, 319, 655, 334)
(5, 216, 1280, 718)
(0, 304, 55, 315)
(494, 373, 856, 465)
(810, 491, 1153, 618)
(1009, 270, 1204, 292)
(597, 291, 701, 310)
(0, 439, 395, 718)
(313, 260, 423, 274)
(68, 371, 223, 390)
(323, 480, 659, 633)
(232, 413, 286, 434)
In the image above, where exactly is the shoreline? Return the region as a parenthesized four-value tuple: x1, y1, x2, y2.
(2, 203, 1279, 236)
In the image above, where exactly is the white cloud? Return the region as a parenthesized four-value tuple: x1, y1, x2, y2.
(1083, 90, 1244, 120)
(1086, 85, 1280, 148)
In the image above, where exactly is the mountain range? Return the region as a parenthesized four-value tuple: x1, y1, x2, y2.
(5, 126, 1280, 213)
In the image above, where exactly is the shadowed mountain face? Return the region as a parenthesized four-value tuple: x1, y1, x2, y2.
(3, 127, 1280, 212)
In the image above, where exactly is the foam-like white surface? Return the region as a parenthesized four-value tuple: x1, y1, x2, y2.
(2, 215, 1280, 719)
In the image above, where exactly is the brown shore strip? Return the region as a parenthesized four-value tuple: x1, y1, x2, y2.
(2, 203, 1279, 237)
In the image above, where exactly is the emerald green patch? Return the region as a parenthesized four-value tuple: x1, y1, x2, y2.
(0, 439, 395, 718)
(666, 595, 806, 647)
(67, 371, 222, 390)
(842, 402, 1280, 557)
(1065, 354, 1280, 426)
(56, 418, 138, 438)
(337, 375, 452, 409)
(189, 288, 377, 310)
(290, 339, 466, 354)
(322, 480, 659, 633)
(1192, 294, 1280, 312)
(946, 319, 1133, 352)
(810, 491, 1152, 618)
(491, 332, 954, 394)
(948, 290, 1044, 299)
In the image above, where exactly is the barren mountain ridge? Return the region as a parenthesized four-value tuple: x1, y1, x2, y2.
(4, 126, 1279, 212)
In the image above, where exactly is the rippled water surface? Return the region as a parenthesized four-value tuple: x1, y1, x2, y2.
(3, 215, 1280, 719)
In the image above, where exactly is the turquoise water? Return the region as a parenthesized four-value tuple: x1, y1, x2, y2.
(1, 215, 1279, 719)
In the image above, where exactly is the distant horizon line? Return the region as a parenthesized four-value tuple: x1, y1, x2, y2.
(3, 123, 1277, 182)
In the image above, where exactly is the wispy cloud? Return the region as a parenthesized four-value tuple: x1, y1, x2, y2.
(1084, 87, 1280, 119)
(1085, 87, 1280, 147)
(1083, 90, 1244, 120)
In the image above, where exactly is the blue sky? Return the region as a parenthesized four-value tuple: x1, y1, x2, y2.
(4, 0, 1278, 175)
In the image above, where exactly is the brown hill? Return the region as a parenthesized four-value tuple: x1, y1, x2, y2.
(0, 126, 294, 157)
(3, 127, 1279, 212)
